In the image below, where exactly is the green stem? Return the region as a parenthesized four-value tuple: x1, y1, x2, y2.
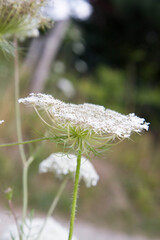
(8, 199, 22, 240)
(14, 36, 29, 225)
(22, 156, 34, 221)
(0, 137, 50, 148)
(47, 177, 68, 218)
(14, 36, 26, 165)
(68, 139, 82, 240)
(36, 177, 68, 240)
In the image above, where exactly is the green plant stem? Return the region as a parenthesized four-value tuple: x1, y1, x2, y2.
(68, 139, 82, 240)
(14, 37, 35, 223)
(14, 36, 26, 165)
(8, 199, 22, 240)
(0, 137, 50, 148)
(36, 177, 68, 240)
(47, 177, 68, 218)
(22, 156, 34, 221)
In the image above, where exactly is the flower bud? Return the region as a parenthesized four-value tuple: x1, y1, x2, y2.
(5, 187, 13, 201)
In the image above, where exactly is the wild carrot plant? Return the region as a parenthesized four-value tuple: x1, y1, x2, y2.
(0, 1, 150, 240)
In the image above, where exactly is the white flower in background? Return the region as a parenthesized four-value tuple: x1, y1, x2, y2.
(57, 78, 76, 98)
(0, 120, 4, 124)
(41, 0, 93, 21)
(2, 217, 78, 240)
(39, 153, 99, 187)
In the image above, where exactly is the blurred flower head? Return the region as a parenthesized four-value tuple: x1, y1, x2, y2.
(2, 217, 78, 240)
(0, 0, 53, 53)
(41, 0, 93, 21)
(0, 120, 4, 124)
(19, 93, 149, 154)
(39, 153, 99, 187)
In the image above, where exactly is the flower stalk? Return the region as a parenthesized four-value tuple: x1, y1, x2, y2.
(22, 156, 34, 221)
(14, 37, 31, 223)
(8, 199, 22, 240)
(14, 36, 26, 165)
(68, 139, 82, 240)
(47, 176, 68, 218)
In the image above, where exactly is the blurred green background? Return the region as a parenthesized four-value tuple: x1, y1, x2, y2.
(0, 0, 160, 238)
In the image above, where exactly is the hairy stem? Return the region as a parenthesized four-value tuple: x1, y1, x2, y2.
(68, 139, 82, 240)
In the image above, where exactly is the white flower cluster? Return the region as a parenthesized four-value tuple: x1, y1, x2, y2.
(19, 93, 149, 139)
(41, 0, 92, 21)
(2, 217, 78, 240)
(39, 153, 99, 187)
(0, 120, 4, 124)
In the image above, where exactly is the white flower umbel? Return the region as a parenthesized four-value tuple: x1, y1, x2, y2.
(19, 93, 149, 154)
(39, 153, 99, 187)
(38, 153, 98, 232)
(2, 217, 78, 240)
(0, 0, 52, 35)
(19, 93, 149, 240)
(0, 120, 4, 124)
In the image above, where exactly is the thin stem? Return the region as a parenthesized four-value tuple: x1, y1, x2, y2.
(8, 200, 22, 240)
(0, 137, 50, 148)
(68, 139, 82, 240)
(36, 177, 68, 240)
(47, 177, 68, 218)
(14, 36, 26, 165)
(22, 156, 34, 221)
(14, 36, 29, 229)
